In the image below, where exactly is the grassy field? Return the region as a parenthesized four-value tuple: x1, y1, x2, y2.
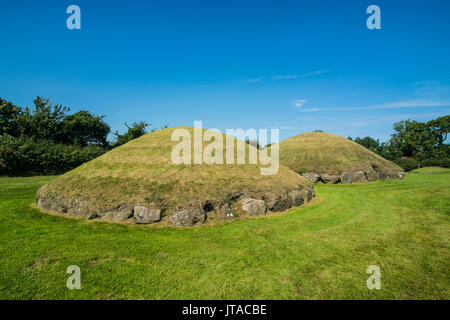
(0, 167, 448, 299)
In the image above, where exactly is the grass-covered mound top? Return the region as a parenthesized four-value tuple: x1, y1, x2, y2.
(37, 127, 313, 226)
(276, 131, 404, 184)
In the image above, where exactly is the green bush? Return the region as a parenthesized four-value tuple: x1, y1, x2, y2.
(394, 157, 419, 172)
(0, 134, 107, 176)
(421, 158, 450, 168)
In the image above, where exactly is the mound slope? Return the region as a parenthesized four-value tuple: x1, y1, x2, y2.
(276, 132, 404, 184)
(37, 127, 314, 226)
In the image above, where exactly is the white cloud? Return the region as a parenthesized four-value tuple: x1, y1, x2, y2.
(294, 99, 307, 107)
(300, 99, 450, 112)
(248, 68, 331, 83)
(373, 100, 450, 109)
(300, 108, 319, 112)
(248, 77, 263, 83)
(273, 69, 331, 80)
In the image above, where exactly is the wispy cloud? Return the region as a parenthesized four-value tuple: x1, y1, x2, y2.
(248, 77, 263, 83)
(410, 78, 450, 87)
(294, 99, 307, 107)
(249, 68, 331, 83)
(300, 99, 450, 112)
(273, 69, 331, 80)
(273, 125, 305, 130)
(410, 80, 435, 87)
(300, 107, 319, 112)
(374, 100, 450, 109)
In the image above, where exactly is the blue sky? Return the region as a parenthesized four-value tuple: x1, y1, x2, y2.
(1, 0, 449, 142)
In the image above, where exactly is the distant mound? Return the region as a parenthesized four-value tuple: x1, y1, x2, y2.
(37, 127, 314, 226)
(275, 132, 404, 184)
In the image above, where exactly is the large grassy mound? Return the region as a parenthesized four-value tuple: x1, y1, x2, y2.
(36, 127, 313, 226)
(276, 132, 404, 183)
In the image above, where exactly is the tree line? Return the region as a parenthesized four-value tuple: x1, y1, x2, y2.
(1, 96, 449, 175)
(0, 96, 165, 176)
(348, 116, 449, 171)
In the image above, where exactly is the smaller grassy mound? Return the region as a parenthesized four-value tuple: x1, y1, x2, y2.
(37, 127, 313, 226)
(276, 132, 404, 183)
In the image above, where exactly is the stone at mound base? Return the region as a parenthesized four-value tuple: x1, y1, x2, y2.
(320, 174, 340, 184)
(241, 198, 266, 216)
(213, 203, 233, 219)
(366, 171, 378, 182)
(100, 202, 133, 221)
(134, 206, 161, 224)
(340, 172, 353, 184)
(353, 171, 368, 183)
(169, 207, 206, 227)
(102, 210, 132, 222)
(302, 172, 320, 183)
(377, 172, 387, 180)
(302, 169, 403, 184)
(265, 193, 292, 212)
(37, 198, 60, 212)
(288, 190, 305, 206)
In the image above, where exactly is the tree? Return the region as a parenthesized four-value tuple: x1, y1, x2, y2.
(60, 110, 110, 147)
(112, 121, 149, 147)
(0, 96, 110, 175)
(17, 96, 69, 141)
(428, 116, 449, 147)
(353, 136, 381, 153)
(0, 98, 21, 137)
(390, 120, 438, 160)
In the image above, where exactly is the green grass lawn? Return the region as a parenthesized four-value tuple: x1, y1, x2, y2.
(0, 168, 449, 299)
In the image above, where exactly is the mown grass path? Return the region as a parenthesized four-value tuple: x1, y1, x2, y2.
(0, 168, 448, 299)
